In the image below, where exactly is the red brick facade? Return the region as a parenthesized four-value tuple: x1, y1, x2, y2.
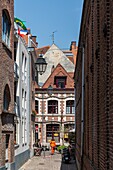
(0, 0, 14, 168)
(43, 63, 74, 89)
(75, 0, 113, 169)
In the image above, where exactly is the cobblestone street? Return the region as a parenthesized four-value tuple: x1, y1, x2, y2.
(19, 151, 77, 170)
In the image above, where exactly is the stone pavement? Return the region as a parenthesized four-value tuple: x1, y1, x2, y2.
(19, 151, 77, 170)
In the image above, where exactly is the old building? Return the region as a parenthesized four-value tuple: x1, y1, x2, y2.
(35, 43, 76, 146)
(75, 0, 113, 169)
(14, 21, 37, 170)
(0, 0, 15, 170)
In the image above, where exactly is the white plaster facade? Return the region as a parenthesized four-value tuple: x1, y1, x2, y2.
(14, 23, 35, 169)
(15, 36, 30, 152)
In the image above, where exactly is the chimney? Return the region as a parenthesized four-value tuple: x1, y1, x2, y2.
(70, 41, 76, 50)
(31, 36, 37, 44)
(27, 28, 31, 34)
(31, 36, 38, 47)
(70, 41, 77, 65)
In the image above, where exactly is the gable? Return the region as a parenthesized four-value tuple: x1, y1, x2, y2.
(38, 44, 75, 86)
(43, 63, 74, 89)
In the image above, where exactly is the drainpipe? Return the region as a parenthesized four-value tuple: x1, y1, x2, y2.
(81, 46, 85, 169)
(28, 34, 32, 156)
(74, 82, 76, 162)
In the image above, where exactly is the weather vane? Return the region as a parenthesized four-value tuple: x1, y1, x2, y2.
(50, 31, 57, 44)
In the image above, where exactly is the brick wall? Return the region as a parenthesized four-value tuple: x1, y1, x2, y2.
(0, 0, 14, 113)
(0, 0, 14, 168)
(75, 0, 113, 169)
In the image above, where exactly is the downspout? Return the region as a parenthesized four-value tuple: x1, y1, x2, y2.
(28, 34, 32, 156)
(81, 46, 85, 169)
(74, 82, 76, 162)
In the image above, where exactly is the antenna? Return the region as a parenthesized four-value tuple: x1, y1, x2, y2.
(50, 30, 57, 44)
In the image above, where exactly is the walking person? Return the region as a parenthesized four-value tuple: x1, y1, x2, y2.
(50, 138, 56, 155)
(33, 139, 42, 156)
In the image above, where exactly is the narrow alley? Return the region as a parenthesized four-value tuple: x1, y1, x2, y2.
(19, 151, 77, 170)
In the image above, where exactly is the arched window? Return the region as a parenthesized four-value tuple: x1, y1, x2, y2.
(2, 10, 11, 47)
(48, 100, 58, 114)
(66, 100, 75, 114)
(3, 84, 11, 111)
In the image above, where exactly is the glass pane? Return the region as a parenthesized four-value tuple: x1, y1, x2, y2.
(66, 107, 70, 114)
(72, 107, 75, 114)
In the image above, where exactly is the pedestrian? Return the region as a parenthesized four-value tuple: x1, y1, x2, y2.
(50, 138, 56, 155)
(37, 139, 42, 156)
(68, 143, 72, 157)
(33, 139, 42, 156)
(38, 139, 41, 148)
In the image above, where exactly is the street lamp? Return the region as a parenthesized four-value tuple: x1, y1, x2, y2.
(35, 54, 47, 75)
(35, 54, 47, 157)
(35, 54, 47, 85)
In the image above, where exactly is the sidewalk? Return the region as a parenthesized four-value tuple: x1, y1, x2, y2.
(19, 151, 77, 170)
(19, 151, 61, 170)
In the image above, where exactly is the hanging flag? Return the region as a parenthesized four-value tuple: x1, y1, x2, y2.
(17, 29, 28, 37)
(14, 17, 27, 30)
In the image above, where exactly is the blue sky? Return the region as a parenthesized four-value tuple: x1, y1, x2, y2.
(14, 0, 83, 49)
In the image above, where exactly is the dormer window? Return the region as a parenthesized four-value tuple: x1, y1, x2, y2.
(54, 76, 67, 88)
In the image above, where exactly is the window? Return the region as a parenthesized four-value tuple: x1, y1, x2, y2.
(14, 81, 17, 102)
(48, 100, 58, 114)
(14, 42, 18, 61)
(22, 52, 24, 81)
(46, 124, 60, 143)
(54, 76, 66, 88)
(22, 89, 24, 109)
(14, 124, 17, 144)
(3, 84, 11, 111)
(64, 124, 75, 132)
(64, 124, 75, 140)
(66, 100, 75, 114)
(2, 10, 11, 47)
(24, 57, 27, 83)
(6, 134, 10, 149)
(31, 57, 35, 81)
(35, 100, 38, 113)
(25, 92, 27, 111)
(6, 134, 10, 161)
